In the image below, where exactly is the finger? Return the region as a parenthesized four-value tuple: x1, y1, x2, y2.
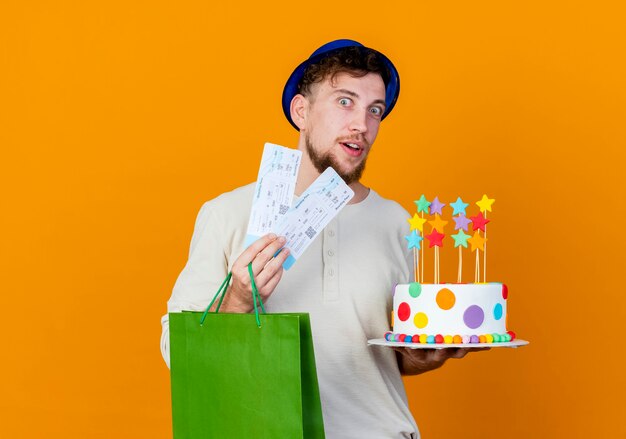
(235, 233, 279, 268)
(258, 266, 285, 299)
(431, 348, 450, 362)
(250, 236, 286, 274)
(448, 348, 469, 359)
(254, 247, 290, 288)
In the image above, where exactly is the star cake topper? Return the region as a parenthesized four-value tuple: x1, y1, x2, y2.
(407, 213, 427, 232)
(425, 228, 445, 248)
(476, 194, 495, 213)
(404, 230, 423, 250)
(414, 195, 431, 214)
(429, 196, 446, 215)
(470, 211, 490, 232)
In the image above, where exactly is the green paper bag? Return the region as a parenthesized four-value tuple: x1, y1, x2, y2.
(169, 267, 325, 438)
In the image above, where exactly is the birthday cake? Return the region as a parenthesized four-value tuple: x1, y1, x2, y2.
(385, 194, 517, 344)
(388, 282, 515, 344)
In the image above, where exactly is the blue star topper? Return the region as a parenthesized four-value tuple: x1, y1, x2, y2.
(404, 230, 423, 250)
(450, 197, 470, 216)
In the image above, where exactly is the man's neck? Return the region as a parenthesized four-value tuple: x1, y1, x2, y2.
(295, 158, 369, 204)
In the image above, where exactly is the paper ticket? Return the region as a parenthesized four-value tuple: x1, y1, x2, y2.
(245, 143, 302, 247)
(276, 167, 354, 270)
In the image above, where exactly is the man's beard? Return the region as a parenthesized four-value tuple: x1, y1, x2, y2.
(305, 134, 368, 185)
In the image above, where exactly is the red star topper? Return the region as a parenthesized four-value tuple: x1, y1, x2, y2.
(425, 228, 445, 248)
(470, 212, 490, 232)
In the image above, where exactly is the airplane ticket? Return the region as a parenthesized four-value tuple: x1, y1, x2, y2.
(275, 167, 354, 269)
(244, 143, 302, 247)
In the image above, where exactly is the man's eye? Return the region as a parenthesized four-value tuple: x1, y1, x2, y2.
(370, 107, 383, 116)
(339, 98, 351, 106)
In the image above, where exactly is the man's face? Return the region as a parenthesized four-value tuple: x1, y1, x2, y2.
(301, 71, 386, 184)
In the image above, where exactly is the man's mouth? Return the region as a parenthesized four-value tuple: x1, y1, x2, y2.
(342, 142, 361, 151)
(340, 141, 365, 157)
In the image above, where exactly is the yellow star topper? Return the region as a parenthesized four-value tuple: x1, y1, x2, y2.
(407, 214, 427, 232)
(468, 231, 487, 252)
(428, 214, 448, 233)
(476, 194, 495, 213)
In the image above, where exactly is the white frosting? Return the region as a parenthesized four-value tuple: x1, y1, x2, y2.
(393, 283, 507, 336)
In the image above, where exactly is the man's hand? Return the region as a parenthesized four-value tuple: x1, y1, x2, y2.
(394, 346, 490, 376)
(219, 234, 290, 313)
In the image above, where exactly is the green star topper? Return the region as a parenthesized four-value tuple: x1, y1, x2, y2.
(451, 229, 471, 248)
(414, 195, 431, 214)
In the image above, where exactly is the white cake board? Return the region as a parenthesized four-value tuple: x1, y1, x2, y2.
(367, 339, 529, 349)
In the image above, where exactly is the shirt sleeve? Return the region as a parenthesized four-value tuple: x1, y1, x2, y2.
(160, 201, 231, 367)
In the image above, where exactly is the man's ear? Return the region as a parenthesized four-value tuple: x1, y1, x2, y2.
(290, 94, 308, 131)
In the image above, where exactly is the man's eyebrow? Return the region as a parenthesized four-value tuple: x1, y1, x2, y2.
(371, 99, 387, 108)
(332, 88, 360, 98)
(332, 89, 387, 108)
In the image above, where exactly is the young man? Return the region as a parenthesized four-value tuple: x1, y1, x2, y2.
(162, 39, 479, 438)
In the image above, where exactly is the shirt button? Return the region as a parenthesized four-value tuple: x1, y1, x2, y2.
(327, 249, 335, 257)
(328, 230, 335, 237)
(329, 269, 334, 276)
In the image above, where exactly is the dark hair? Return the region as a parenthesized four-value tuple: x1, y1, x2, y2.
(297, 46, 391, 97)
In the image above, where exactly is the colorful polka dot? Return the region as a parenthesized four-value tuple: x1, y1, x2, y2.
(414, 312, 429, 329)
(493, 303, 503, 320)
(409, 282, 422, 298)
(419, 334, 427, 343)
(502, 284, 508, 300)
(436, 288, 456, 310)
(463, 305, 485, 329)
(398, 302, 411, 321)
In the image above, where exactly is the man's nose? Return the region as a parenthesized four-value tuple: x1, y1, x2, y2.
(348, 107, 368, 133)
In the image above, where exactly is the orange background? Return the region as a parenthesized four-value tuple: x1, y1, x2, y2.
(1, 1, 625, 437)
